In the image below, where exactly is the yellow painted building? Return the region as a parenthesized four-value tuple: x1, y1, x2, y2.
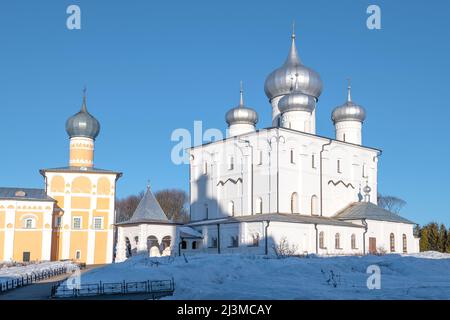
(0, 93, 121, 264)
(0, 188, 55, 262)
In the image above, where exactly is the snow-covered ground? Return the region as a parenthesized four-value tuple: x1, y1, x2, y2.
(0, 261, 76, 285)
(59, 252, 450, 299)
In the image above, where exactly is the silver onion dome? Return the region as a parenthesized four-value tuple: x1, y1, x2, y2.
(65, 93, 100, 139)
(331, 83, 366, 124)
(225, 84, 258, 126)
(278, 73, 316, 113)
(264, 31, 323, 101)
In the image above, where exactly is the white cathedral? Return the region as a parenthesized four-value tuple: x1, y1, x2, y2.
(115, 30, 420, 262)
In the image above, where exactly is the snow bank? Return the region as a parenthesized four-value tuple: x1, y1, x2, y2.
(60, 252, 450, 299)
(0, 261, 77, 285)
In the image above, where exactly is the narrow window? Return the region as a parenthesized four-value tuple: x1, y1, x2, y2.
(311, 195, 318, 216)
(192, 241, 197, 250)
(205, 204, 209, 219)
(390, 233, 395, 252)
(203, 161, 208, 175)
(75, 250, 81, 260)
(228, 156, 234, 170)
(230, 236, 239, 248)
(24, 218, 34, 229)
(258, 150, 263, 165)
(337, 159, 342, 173)
(291, 192, 298, 214)
(343, 133, 346, 142)
(335, 233, 341, 249)
(55, 216, 62, 228)
(210, 237, 218, 248)
(72, 217, 82, 229)
(319, 231, 325, 249)
(312, 154, 316, 169)
(290, 149, 295, 164)
(402, 234, 407, 253)
(251, 234, 260, 247)
(228, 201, 235, 216)
(181, 241, 187, 249)
(351, 234, 356, 249)
(362, 164, 368, 178)
(256, 197, 263, 214)
(134, 236, 139, 245)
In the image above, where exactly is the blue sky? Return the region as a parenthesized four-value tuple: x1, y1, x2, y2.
(0, 0, 449, 226)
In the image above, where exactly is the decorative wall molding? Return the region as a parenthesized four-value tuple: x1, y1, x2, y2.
(217, 177, 243, 186)
(328, 180, 355, 189)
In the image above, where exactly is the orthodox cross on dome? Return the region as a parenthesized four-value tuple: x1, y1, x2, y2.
(347, 78, 352, 102)
(239, 80, 244, 107)
(292, 20, 296, 39)
(81, 85, 88, 112)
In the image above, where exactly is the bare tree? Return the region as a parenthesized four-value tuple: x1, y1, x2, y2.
(272, 237, 298, 258)
(155, 189, 189, 223)
(377, 194, 406, 214)
(115, 191, 144, 222)
(115, 189, 189, 223)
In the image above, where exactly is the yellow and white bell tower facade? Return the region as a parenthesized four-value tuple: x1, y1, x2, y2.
(40, 94, 121, 265)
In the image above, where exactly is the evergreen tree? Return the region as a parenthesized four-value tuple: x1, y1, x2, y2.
(428, 223, 440, 251)
(447, 228, 450, 253)
(419, 227, 429, 252)
(438, 224, 447, 253)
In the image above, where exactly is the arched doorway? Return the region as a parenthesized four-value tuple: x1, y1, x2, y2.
(147, 235, 159, 251)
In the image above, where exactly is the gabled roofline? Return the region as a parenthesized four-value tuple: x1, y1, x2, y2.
(186, 127, 381, 154)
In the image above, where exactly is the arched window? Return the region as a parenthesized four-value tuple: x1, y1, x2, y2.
(147, 235, 158, 251)
(192, 241, 197, 250)
(311, 195, 318, 216)
(290, 149, 295, 164)
(125, 237, 132, 258)
(203, 161, 208, 175)
(335, 233, 341, 249)
(290, 192, 298, 214)
(390, 233, 395, 252)
(402, 234, 407, 253)
(351, 234, 356, 249)
(181, 241, 187, 249)
(228, 201, 235, 216)
(134, 236, 139, 245)
(162, 236, 171, 250)
(256, 197, 263, 214)
(204, 204, 209, 219)
(319, 231, 325, 249)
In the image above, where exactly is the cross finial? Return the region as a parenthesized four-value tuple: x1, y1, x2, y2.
(291, 20, 296, 39)
(146, 180, 151, 190)
(347, 78, 352, 102)
(239, 80, 244, 107)
(81, 86, 88, 112)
